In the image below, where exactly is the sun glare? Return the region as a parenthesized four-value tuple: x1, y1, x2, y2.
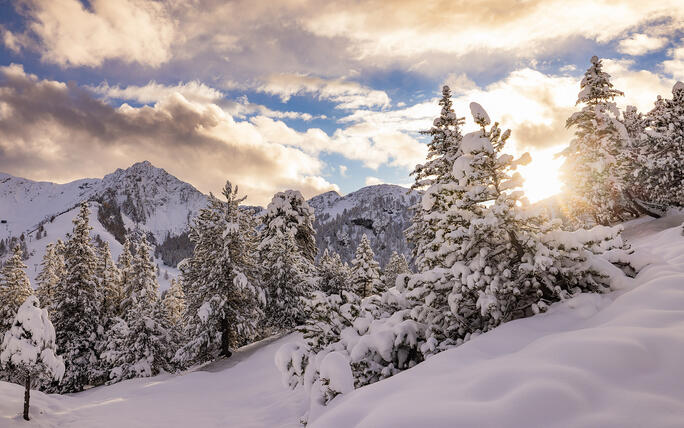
(517, 147, 564, 203)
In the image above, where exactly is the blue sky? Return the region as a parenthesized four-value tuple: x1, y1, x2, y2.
(0, 0, 682, 204)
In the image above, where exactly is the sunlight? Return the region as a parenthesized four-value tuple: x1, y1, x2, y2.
(517, 147, 564, 203)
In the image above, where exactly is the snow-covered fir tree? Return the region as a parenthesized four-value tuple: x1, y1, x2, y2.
(317, 249, 352, 296)
(162, 278, 186, 327)
(103, 236, 174, 383)
(96, 242, 122, 321)
(35, 241, 65, 316)
(351, 234, 381, 297)
(0, 296, 64, 420)
(637, 81, 684, 207)
(51, 202, 102, 393)
(175, 182, 266, 366)
(116, 237, 134, 316)
(259, 190, 316, 331)
(559, 56, 632, 225)
(406, 85, 465, 271)
(382, 251, 411, 291)
(407, 102, 625, 355)
(0, 246, 33, 338)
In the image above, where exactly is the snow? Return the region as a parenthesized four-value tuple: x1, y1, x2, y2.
(319, 352, 354, 395)
(0, 335, 305, 427)
(309, 215, 684, 428)
(469, 102, 491, 126)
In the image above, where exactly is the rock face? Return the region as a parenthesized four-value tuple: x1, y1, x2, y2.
(1, 163, 417, 274)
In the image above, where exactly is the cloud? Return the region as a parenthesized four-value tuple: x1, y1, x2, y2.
(257, 73, 390, 109)
(89, 81, 225, 104)
(617, 33, 668, 56)
(0, 64, 338, 205)
(663, 40, 684, 79)
(365, 176, 384, 186)
(11, 0, 175, 67)
(339, 165, 348, 176)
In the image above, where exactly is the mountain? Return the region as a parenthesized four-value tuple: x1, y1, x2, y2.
(0, 162, 417, 289)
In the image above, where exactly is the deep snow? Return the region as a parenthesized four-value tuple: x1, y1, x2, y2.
(1, 215, 684, 427)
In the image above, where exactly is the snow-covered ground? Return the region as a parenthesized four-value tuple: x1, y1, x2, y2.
(2, 215, 683, 427)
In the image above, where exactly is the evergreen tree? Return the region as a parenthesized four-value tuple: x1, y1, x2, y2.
(103, 237, 173, 383)
(406, 85, 465, 271)
(637, 81, 684, 207)
(382, 251, 411, 291)
(259, 190, 316, 331)
(0, 296, 64, 421)
(559, 56, 631, 225)
(162, 278, 186, 327)
(51, 202, 102, 393)
(407, 102, 621, 354)
(0, 246, 33, 338)
(351, 234, 381, 297)
(175, 182, 265, 366)
(97, 242, 122, 320)
(35, 241, 65, 316)
(118, 237, 136, 316)
(317, 249, 352, 296)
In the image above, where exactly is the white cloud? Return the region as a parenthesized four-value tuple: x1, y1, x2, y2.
(339, 165, 348, 176)
(365, 176, 384, 186)
(617, 33, 668, 56)
(90, 81, 224, 104)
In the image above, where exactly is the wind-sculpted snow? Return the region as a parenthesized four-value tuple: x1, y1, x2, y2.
(307, 218, 684, 428)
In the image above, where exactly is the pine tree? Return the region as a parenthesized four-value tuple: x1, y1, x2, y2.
(35, 241, 65, 316)
(175, 182, 266, 366)
(317, 249, 352, 296)
(0, 296, 64, 420)
(259, 190, 316, 332)
(103, 236, 173, 383)
(407, 85, 465, 271)
(0, 246, 33, 337)
(97, 242, 122, 320)
(559, 56, 631, 225)
(51, 202, 102, 393)
(637, 81, 684, 207)
(382, 251, 410, 291)
(351, 234, 381, 297)
(118, 237, 136, 316)
(407, 102, 621, 354)
(162, 278, 186, 327)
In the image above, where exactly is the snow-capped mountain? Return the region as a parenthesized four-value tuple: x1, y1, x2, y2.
(311, 184, 419, 267)
(0, 162, 418, 288)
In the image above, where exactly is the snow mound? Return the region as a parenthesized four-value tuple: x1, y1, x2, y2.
(310, 217, 684, 428)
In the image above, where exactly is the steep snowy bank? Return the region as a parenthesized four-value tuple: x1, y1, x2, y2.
(309, 217, 684, 428)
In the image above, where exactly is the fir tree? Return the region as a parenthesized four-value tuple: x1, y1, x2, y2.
(51, 202, 102, 393)
(259, 190, 316, 331)
(637, 81, 684, 207)
(382, 251, 411, 291)
(406, 85, 465, 271)
(0, 246, 33, 338)
(317, 249, 352, 296)
(162, 278, 186, 327)
(175, 182, 265, 366)
(0, 296, 64, 420)
(97, 242, 122, 320)
(118, 237, 136, 316)
(559, 56, 631, 225)
(35, 241, 65, 316)
(351, 234, 381, 297)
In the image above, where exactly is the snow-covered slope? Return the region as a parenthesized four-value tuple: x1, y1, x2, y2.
(311, 184, 419, 267)
(308, 217, 684, 428)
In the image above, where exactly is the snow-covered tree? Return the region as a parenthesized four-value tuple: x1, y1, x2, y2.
(259, 191, 316, 332)
(351, 234, 381, 297)
(407, 102, 625, 355)
(51, 202, 102, 393)
(35, 241, 65, 316)
(0, 246, 33, 338)
(382, 251, 411, 291)
(559, 56, 632, 225)
(0, 296, 64, 420)
(162, 278, 186, 327)
(637, 81, 684, 207)
(406, 85, 465, 270)
(317, 249, 352, 296)
(175, 182, 266, 366)
(97, 242, 122, 320)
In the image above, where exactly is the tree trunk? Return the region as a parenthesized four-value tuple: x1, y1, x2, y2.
(220, 317, 233, 358)
(624, 190, 662, 219)
(23, 372, 30, 421)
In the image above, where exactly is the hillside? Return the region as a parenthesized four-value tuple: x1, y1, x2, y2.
(1, 215, 682, 427)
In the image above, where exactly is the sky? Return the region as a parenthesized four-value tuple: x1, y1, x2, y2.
(0, 0, 683, 205)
